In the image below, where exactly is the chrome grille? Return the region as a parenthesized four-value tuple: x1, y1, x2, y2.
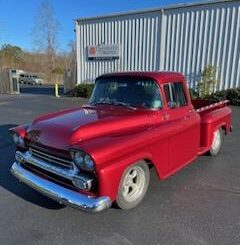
(30, 147, 72, 169)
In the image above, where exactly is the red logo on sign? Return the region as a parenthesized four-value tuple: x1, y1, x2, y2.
(89, 47, 96, 55)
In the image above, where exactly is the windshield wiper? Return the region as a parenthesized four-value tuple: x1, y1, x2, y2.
(111, 101, 137, 110)
(90, 101, 113, 106)
(91, 101, 136, 110)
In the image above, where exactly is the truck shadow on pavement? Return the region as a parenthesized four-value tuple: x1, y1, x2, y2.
(0, 124, 64, 210)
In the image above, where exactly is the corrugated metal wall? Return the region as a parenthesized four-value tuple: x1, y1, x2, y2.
(76, 11, 162, 83)
(162, 1, 240, 89)
(76, 0, 240, 90)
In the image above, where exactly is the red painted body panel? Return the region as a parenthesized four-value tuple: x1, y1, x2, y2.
(11, 72, 232, 201)
(26, 106, 151, 150)
(198, 107, 232, 149)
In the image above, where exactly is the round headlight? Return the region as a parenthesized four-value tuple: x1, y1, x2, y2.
(71, 150, 95, 172)
(13, 133, 19, 145)
(18, 137, 25, 147)
(12, 133, 26, 148)
(84, 155, 94, 171)
(74, 152, 84, 166)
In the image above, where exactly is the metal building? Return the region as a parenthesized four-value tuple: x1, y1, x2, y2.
(75, 0, 240, 90)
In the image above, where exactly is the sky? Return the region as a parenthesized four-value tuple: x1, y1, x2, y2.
(0, 0, 200, 52)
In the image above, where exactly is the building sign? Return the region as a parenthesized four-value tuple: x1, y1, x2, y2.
(87, 44, 120, 61)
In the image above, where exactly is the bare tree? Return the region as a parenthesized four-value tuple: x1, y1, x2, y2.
(66, 40, 76, 70)
(33, 1, 59, 83)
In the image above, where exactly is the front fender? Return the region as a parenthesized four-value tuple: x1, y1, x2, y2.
(97, 151, 152, 201)
(73, 123, 171, 200)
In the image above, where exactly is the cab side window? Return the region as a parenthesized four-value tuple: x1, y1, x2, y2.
(164, 82, 187, 108)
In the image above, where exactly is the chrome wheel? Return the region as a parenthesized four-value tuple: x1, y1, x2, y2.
(122, 166, 145, 203)
(212, 130, 221, 151)
(116, 161, 150, 210)
(210, 129, 223, 156)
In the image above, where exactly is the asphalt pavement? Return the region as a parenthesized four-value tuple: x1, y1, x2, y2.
(0, 91, 239, 245)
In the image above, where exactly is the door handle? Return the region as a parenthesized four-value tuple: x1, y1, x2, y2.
(163, 114, 170, 120)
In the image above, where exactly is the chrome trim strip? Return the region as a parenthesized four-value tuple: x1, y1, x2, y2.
(30, 147, 72, 168)
(11, 162, 112, 212)
(16, 151, 78, 181)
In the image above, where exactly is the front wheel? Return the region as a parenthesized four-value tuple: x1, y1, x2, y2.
(115, 161, 150, 210)
(210, 128, 223, 156)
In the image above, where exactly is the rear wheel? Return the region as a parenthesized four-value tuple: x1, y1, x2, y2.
(210, 128, 223, 156)
(115, 161, 150, 210)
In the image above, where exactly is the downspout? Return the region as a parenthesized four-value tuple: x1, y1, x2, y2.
(159, 8, 167, 71)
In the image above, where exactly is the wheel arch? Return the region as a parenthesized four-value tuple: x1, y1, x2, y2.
(98, 153, 160, 201)
(220, 124, 227, 135)
(144, 158, 163, 180)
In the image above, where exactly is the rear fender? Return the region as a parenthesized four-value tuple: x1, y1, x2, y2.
(200, 107, 232, 148)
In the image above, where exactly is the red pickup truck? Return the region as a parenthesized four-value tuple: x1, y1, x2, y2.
(10, 72, 232, 212)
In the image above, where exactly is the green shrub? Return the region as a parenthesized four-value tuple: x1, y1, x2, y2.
(189, 88, 198, 99)
(205, 90, 226, 101)
(71, 84, 95, 98)
(193, 65, 240, 106)
(206, 88, 240, 106)
(196, 64, 218, 97)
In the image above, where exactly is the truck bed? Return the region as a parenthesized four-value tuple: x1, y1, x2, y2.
(192, 99, 229, 113)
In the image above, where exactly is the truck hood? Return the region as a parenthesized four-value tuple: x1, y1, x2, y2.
(26, 105, 149, 150)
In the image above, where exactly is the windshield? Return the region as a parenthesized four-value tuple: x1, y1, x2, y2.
(89, 77, 162, 109)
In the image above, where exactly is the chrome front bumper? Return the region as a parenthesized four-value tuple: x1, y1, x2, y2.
(11, 162, 112, 212)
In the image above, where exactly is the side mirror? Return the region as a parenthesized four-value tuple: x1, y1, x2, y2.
(168, 101, 177, 109)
